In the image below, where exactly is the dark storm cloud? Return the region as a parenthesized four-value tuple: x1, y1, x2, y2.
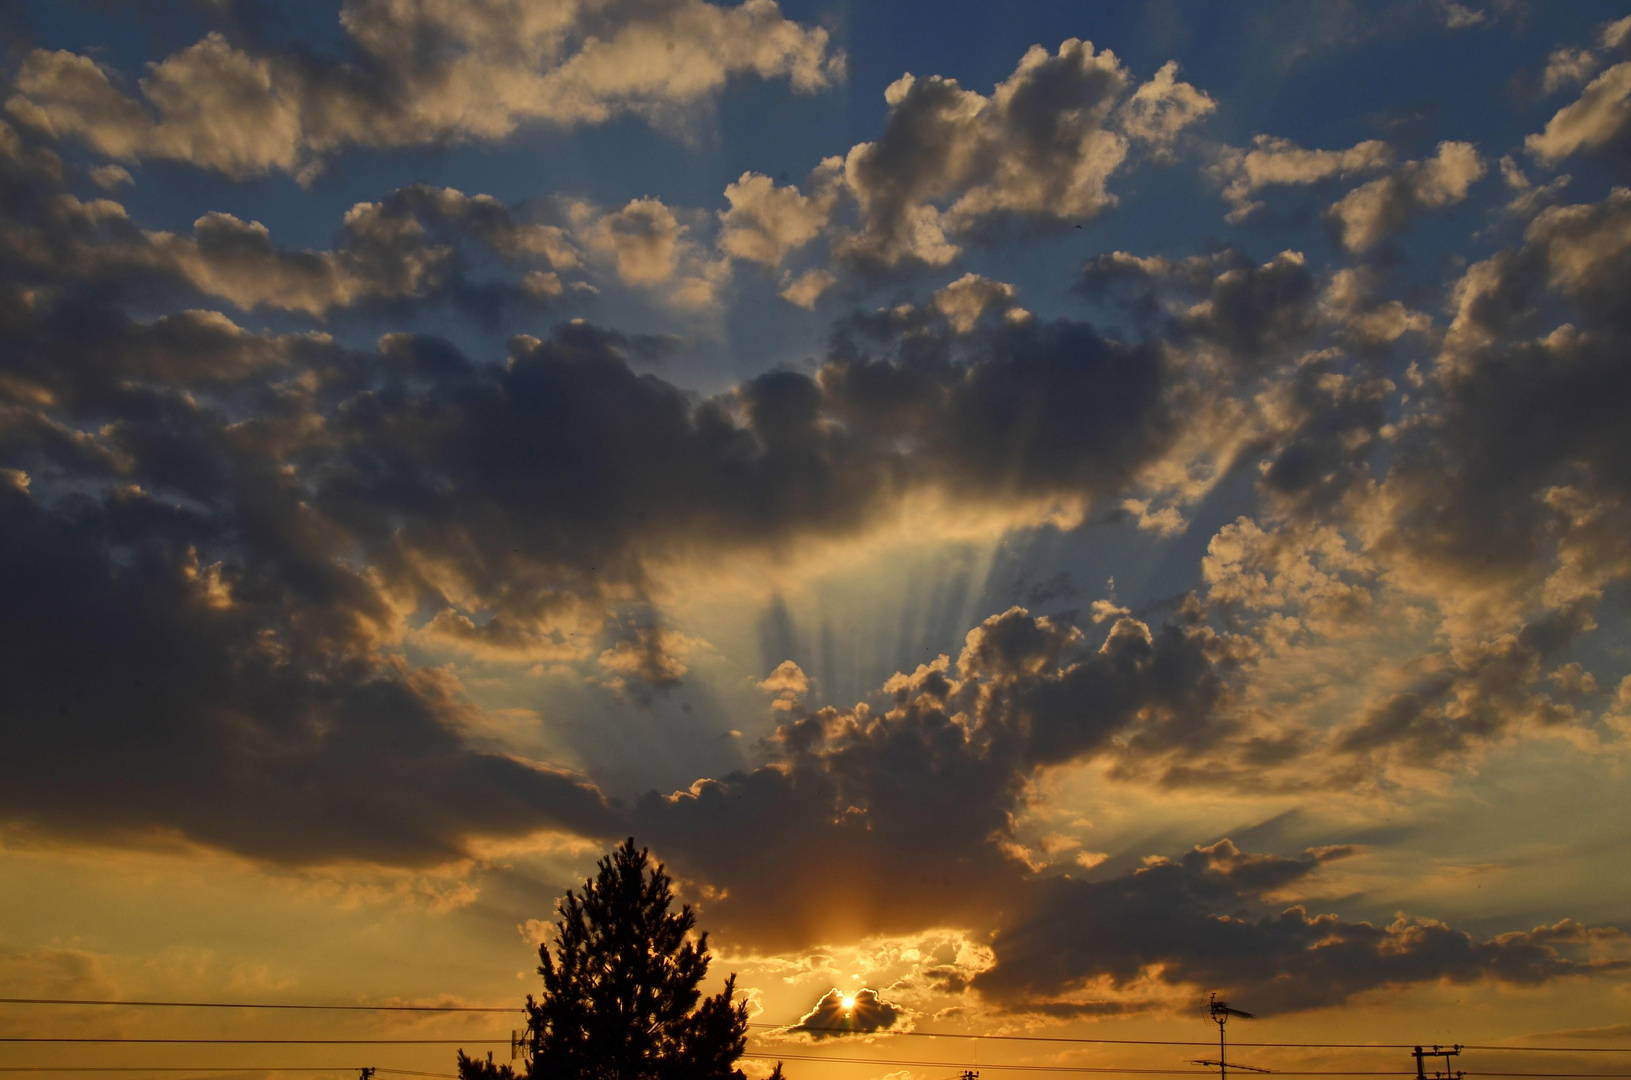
(1255, 355, 1394, 516)
(788, 987, 903, 1038)
(0, 106, 1181, 655)
(976, 839, 1627, 1015)
(1332, 598, 1597, 759)
(1079, 247, 1321, 369)
(1179, 183, 1631, 772)
(0, 140, 635, 861)
(1079, 183, 1631, 783)
(0, 106, 1211, 864)
(0, 479, 618, 865)
(636, 605, 1234, 949)
(817, 314, 1172, 499)
(1366, 188, 1631, 594)
(304, 308, 1181, 666)
(1176, 251, 1320, 365)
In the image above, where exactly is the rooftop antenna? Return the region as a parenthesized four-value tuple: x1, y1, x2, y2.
(1192, 993, 1269, 1080)
(1414, 1045, 1463, 1080)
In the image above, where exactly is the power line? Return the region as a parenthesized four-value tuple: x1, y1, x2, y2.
(0, 1044, 508, 1050)
(4, 1066, 1627, 1079)
(751, 1056, 1415, 1075)
(0, 1066, 1397, 1077)
(1254, 1051, 1631, 1057)
(749, 1050, 1631, 1079)
(0, 1071, 451, 1076)
(0, 1001, 514, 1015)
(5, 1030, 1629, 1054)
(0, 1036, 1560, 1055)
(5, 998, 1631, 1055)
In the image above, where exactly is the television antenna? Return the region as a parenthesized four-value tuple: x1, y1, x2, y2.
(1192, 993, 1269, 1080)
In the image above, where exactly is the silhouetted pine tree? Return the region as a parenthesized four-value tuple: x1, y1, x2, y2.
(457, 837, 781, 1080)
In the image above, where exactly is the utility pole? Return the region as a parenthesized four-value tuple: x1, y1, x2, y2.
(1192, 994, 1268, 1080)
(959, 1071, 980, 1080)
(1414, 1045, 1462, 1080)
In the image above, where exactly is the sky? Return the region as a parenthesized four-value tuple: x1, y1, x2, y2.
(4, 0, 1631, 1077)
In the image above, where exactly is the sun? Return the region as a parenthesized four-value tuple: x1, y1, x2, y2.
(840, 995, 856, 1011)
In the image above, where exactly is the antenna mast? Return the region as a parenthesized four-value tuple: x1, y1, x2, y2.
(1192, 993, 1267, 1080)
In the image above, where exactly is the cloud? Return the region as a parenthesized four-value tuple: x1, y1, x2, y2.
(342, 304, 1187, 647)
(1494, 155, 1573, 221)
(787, 987, 903, 1038)
(1118, 60, 1216, 156)
(597, 623, 701, 697)
(976, 840, 1627, 1015)
(1525, 185, 1631, 296)
(89, 162, 132, 190)
(1330, 603, 1595, 760)
(757, 660, 810, 713)
(5, 0, 844, 178)
(1080, 246, 1321, 369)
(154, 210, 445, 315)
(1321, 268, 1432, 344)
(8, 42, 298, 175)
(7, 32, 1631, 939)
(583, 198, 687, 285)
(779, 267, 835, 308)
(578, 196, 730, 308)
(1164, 184, 1631, 792)
(1204, 517, 1375, 630)
(637, 604, 1232, 948)
(1326, 141, 1486, 252)
(1213, 135, 1393, 222)
(0, 151, 584, 318)
(1528, 62, 1631, 164)
(1176, 250, 1320, 364)
(931, 272, 1019, 333)
(1524, 11, 1631, 163)
(1075, 244, 1380, 523)
(0, 477, 619, 865)
(1, 136, 1239, 867)
(0, 946, 122, 1037)
(718, 173, 831, 267)
(1063, 179, 1631, 797)
(1433, 1, 1487, 31)
(1541, 47, 1601, 96)
(0, 126, 1204, 764)
(1367, 187, 1631, 615)
(830, 39, 1210, 268)
(1606, 14, 1631, 53)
